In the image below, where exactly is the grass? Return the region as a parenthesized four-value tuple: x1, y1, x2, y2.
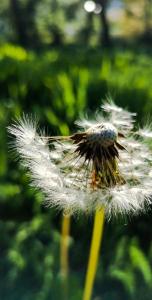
(0, 43, 152, 300)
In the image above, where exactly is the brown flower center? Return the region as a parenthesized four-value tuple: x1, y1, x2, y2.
(71, 123, 126, 188)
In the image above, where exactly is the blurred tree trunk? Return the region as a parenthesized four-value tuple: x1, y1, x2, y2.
(9, 0, 40, 48)
(82, 12, 94, 45)
(98, 0, 111, 46)
(50, 25, 63, 47)
(25, 0, 41, 48)
(9, 0, 29, 46)
(144, 0, 152, 33)
(86, 12, 94, 44)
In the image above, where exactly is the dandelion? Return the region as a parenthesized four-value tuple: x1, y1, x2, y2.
(8, 101, 152, 300)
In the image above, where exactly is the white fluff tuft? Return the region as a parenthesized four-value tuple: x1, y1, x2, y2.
(8, 116, 63, 199)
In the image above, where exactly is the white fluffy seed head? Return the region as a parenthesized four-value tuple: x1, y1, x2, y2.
(8, 102, 152, 219)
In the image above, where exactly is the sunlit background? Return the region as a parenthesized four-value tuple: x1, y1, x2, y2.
(0, 1, 152, 300)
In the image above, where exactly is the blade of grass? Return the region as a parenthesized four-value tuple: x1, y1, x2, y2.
(83, 208, 105, 300)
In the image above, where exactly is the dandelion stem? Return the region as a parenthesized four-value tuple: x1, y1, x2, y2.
(83, 208, 105, 300)
(60, 214, 71, 299)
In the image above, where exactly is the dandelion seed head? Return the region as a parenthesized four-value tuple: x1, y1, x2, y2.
(8, 101, 152, 218)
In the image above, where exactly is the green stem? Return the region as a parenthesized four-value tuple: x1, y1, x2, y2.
(60, 214, 71, 299)
(83, 208, 105, 300)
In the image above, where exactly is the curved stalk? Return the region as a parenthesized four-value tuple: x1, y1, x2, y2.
(83, 208, 105, 300)
(60, 214, 71, 299)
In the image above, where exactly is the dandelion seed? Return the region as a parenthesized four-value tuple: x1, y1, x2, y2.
(137, 127, 152, 139)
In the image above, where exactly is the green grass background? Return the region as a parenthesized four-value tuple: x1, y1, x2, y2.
(1, 43, 152, 300)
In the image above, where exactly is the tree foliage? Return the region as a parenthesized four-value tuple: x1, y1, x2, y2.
(0, 0, 152, 47)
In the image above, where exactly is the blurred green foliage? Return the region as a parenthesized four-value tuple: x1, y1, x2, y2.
(1, 0, 152, 48)
(1, 43, 152, 299)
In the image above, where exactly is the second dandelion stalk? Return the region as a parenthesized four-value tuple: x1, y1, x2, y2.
(60, 214, 71, 299)
(83, 208, 105, 300)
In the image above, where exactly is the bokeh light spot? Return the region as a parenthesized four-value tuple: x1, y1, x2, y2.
(94, 4, 102, 14)
(84, 1, 96, 13)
